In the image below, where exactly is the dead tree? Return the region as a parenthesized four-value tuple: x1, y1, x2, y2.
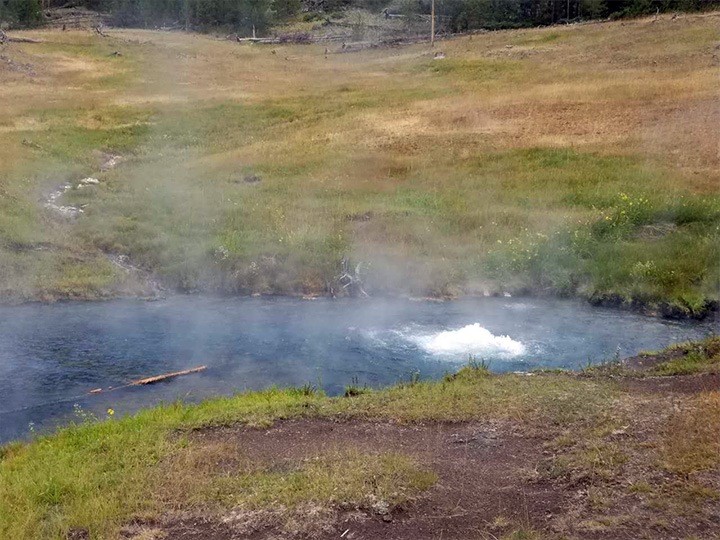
(0, 31, 43, 44)
(336, 257, 369, 297)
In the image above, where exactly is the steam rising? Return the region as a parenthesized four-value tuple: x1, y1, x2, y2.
(412, 323, 526, 358)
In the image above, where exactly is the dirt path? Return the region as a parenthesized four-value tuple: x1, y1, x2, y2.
(619, 372, 720, 394)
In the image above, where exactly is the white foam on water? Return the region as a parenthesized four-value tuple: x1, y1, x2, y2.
(412, 323, 526, 359)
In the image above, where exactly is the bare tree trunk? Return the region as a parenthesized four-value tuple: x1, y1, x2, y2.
(430, 0, 435, 47)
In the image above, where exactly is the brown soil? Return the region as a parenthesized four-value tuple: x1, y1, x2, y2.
(116, 342, 720, 540)
(620, 372, 720, 394)
(132, 366, 720, 540)
(147, 419, 564, 540)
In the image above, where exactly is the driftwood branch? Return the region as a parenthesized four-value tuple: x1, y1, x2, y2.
(87, 365, 207, 394)
(132, 366, 207, 385)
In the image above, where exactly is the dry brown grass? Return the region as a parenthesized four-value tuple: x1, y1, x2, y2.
(661, 392, 720, 475)
(4, 14, 716, 167)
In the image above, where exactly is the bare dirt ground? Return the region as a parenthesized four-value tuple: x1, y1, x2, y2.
(128, 371, 720, 540)
(620, 372, 720, 395)
(138, 420, 561, 540)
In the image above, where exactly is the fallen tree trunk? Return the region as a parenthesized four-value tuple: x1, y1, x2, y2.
(235, 36, 281, 44)
(132, 366, 207, 385)
(0, 31, 44, 44)
(87, 365, 207, 394)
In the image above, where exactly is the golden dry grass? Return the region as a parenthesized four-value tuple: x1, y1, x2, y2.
(661, 392, 720, 475)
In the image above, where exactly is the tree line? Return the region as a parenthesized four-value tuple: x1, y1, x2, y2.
(0, 0, 717, 33)
(435, 0, 718, 32)
(0, 0, 301, 31)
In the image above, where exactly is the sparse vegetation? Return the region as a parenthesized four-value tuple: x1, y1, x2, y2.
(618, 336, 720, 375)
(651, 336, 720, 375)
(160, 448, 436, 515)
(0, 371, 613, 539)
(0, 370, 614, 540)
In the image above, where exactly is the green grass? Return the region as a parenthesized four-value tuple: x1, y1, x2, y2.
(421, 57, 524, 83)
(0, 369, 617, 539)
(2, 339, 719, 539)
(484, 172, 720, 314)
(512, 31, 563, 45)
(650, 337, 720, 376)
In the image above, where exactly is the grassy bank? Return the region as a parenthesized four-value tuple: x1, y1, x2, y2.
(0, 13, 718, 315)
(1, 338, 719, 539)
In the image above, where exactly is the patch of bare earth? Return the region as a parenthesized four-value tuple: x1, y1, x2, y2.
(134, 420, 562, 539)
(127, 371, 720, 540)
(619, 373, 720, 395)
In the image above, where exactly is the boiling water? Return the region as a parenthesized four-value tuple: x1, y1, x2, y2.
(0, 296, 715, 442)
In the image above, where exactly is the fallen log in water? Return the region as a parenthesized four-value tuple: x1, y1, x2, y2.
(131, 366, 207, 385)
(87, 366, 207, 394)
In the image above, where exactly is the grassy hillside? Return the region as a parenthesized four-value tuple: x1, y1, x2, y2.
(1, 338, 719, 539)
(0, 12, 718, 314)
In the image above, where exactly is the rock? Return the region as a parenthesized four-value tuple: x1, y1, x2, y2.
(77, 177, 100, 189)
(44, 203, 84, 219)
(244, 173, 262, 184)
(370, 497, 390, 516)
(44, 184, 85, 218)
(80, 177, 100, 185)
(100, 154, 123, 171)
(214, 245, 230, 260)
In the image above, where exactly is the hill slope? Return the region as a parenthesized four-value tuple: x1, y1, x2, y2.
(0, 12, 718, 314)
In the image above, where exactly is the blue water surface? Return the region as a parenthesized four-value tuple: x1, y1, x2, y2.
(0, 295, 715, 442)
